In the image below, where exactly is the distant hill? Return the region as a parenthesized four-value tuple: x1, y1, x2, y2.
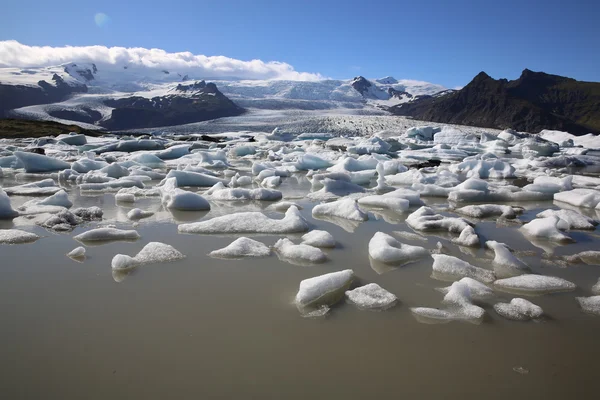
(390, 69, 600, 135)
(0, 118, 102, 138)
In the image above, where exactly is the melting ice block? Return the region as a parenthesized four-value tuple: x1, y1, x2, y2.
(111, 242, 185, 270)
(67, 246, 86, 259)
(274, 238, 327, 264)
(485, 241, 531, 278)
(345, 283, 397, 310)
(295, 269, 355, 311)
(407, 206, 473, 234)
(0, 189, 18, 219)
(437, 277, 494, 301)
(74, 228, 140, 242)
(208, 237, 271, 258)
(520, 216, 573, 242)
(575, 296, 600, 316)
(205, 182, 282, 201)
(368, 232, 429, 265)
(301, 230, 335, 248)
(431, 254, 495, 283)
(14, 151, 70, 173)
(494, 298, 543, 321)
(357, 195, 409, 213)
(554, 189, 600, 208)
(536, 209, 597, 230)
(493, 274, 576, 295)
(127, 208, 153, 220)
(454, 204, 521, 219)
(0, 229, 40, 244)
(312, 198, 368, 221)
(178, 205, 309, 234)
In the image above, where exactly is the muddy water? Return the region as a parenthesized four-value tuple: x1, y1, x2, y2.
(1, 178, 600, 399)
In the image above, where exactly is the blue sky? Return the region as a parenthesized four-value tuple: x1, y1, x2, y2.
(1, 0, 599, 88)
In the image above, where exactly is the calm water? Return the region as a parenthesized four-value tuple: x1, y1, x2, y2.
(1, 173, 600, 399)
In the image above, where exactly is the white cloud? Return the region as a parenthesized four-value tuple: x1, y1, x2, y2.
(0, 40, 324, 81)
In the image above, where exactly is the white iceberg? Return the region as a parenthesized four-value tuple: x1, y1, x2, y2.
(14, 151, 70, 173)
(301, 230, 335, 248)
(295, 269, 355, 311)
(368, 232, 429, 265)
(536, 209, 597, 230)
(493, 274, 576, 295)
(67, 246, 86, 259)
(127, 208, 154, 220)
(0, 229, 40, 244)
(431, 254, 495, 283)
(576, 296, 600, 316)
(274, 238, 327, 264)
(178, 205, 308, 234)
(357, 195, 409, 213)
(74, 228, 140, 242)
(485, 240, 531, 277)
(312, 199, 368, 222)
(0, 189, 18, 219)
(345, 283, 397, 310)
(520, 216, 573, 242)
(111, 242, 185, 270)
(437, 277, 494, 301)
(494, 298, 544, 321)
(208, 237, 271, 258)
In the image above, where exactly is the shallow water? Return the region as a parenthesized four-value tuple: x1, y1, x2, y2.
(1, 174, 600, 399)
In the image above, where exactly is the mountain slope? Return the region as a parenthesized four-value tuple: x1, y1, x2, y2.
(390, 69, 600, 135)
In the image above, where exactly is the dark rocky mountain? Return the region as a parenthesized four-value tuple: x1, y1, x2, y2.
(0, 74, 88, 116)
(101, 81, 244, 130)
(390, 69, 600, 135)
(350, 76, 373, 96)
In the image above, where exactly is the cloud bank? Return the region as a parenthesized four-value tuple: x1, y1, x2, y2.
(0, 41, 323, 81)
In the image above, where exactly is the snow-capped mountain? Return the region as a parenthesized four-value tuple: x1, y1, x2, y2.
(0, 62, 448, 130)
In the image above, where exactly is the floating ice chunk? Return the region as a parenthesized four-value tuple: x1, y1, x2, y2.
(452, 226, 479, 247)
(117, 187, 161, 198)
(576, 296, 600, 316)
(485, 241, 531, 278)
(493, 274, 576, 295)
(71, 158, 108, 173)
(327, 156, 378, 173)
(163, 170, 225, 187)
(357, 195, 409, 213)
(208, 237, 271, 258)
(0, 229, 40, 244)
(3, 179, 62, 196)
(14, 151, 70, 173)
(382, 188, 423, 206)
(160, 177, 210, 211)
(155, 144, 191, 160)
(301, 230, 335, 248)
(111, 242, 185, 270)
(178, 205, 308, 234)
(410, 307, 453, 323)
(229, 145, 257, 157)
(565, 251, 600, 265)
(405, 126, 441, 141)
(554, 189, 600, 208)
(99, 163, 130, 179)
(406, 206, 472, 234)
(593, 279, 600, 295)
(345, 283, 397, 310)
(274, 238, 327, 264)
(0, 189, 18, 219)
(115, 193, 135, 202)
(437, 277, 494, 301)
(79, 177, 145, 192)
(454, 204, 521, 219)
(347, 136, 391, 155)
(312, 199, 368, 221)
(431, 254, 495, 283)
(520, 216, 573, 242)
(307, 178, 365, 201)
(129, 167, 166, 180)
(126, 153, 166, 168)
(21, 189, 72, 210)
(256, 168, 290, 181)
(72, 206, 103, 221)
(268, 201, 303, 212)
(74, 228, 140, 242)
(450, 158, 515, 179)
(295, 269, 355, 311)
(127, 208, 153, 220)
(523, 176, 572, 194)
(57, 133, 87, 146)
(294, 154, 332, 170)
(229, 173, 253, 187)
(536, 209, 597, 230)
(385, 169, 425, 186)
(67, 246, 86, 259)
(441, 281, 486, 321)
(205, 182, 282, 201)
(261, 176, 282, 188)
(494, 298, 544, 321)
(368, 232, 429, 265)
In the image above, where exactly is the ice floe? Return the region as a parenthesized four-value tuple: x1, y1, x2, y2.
(493, 274, 576, 295)
(301, 230, 335, 248)
(67, 246, 86, 259)
(575, 296, 600, 316)
(209, 237, 271, 258)
(368, 232, 429, 265)
(111, 242, 185, 271)
(312, 198, 368, 221)
(74, 227, 140, 242)
(431, 254, 495, 283)
(0, 189, 18, 219)
(485, 241, 531, 278)
(520, 216, 573, 242)
(493, 298, 544, 321)
(345, 283, 397, 310)
(0, 229, 40, 244)
(295, 269, 355, 314)
(178, 205, 308, 234)
(127, 208, 154, 220)
(274, 238, 326, 264)
(437, 277, 494, 301)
